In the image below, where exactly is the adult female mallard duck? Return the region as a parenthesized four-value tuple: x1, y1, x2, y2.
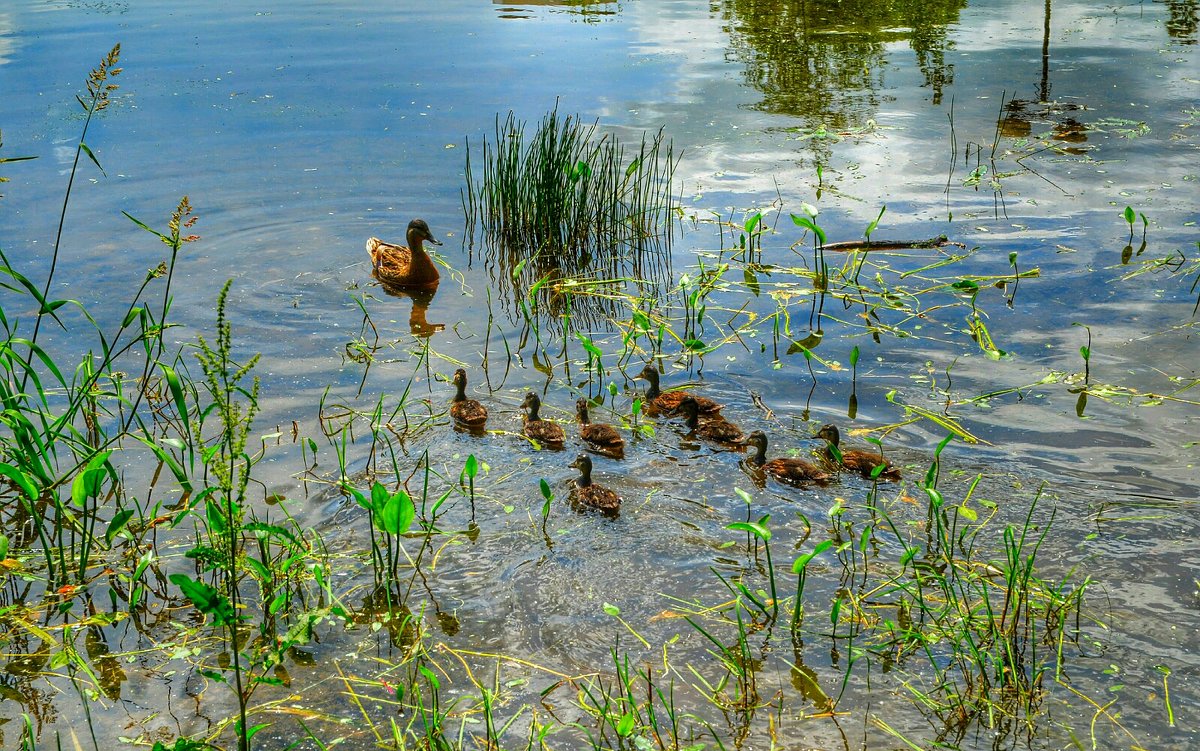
(449, 368, 487, 428)
(815, 423, 901, 481)
(634, 364, 723, 416)
(569, 453, 621, 515)
(575, 398, 625, 459)
(742, 430, 832, 487)
(678, 396, 743, 445)
(366, 218, 443, 290)
(521, 392, 565, 448)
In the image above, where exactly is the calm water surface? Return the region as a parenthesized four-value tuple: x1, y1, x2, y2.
(1, 0, 1197, 748)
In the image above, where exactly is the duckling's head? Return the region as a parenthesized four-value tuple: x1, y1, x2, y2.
(407, 218, 443, 247)
(742, 430, 768, 451)
(569, 453, 591, 473)
(575, 397, 590, 420)
(634, 364, 658, 383)
(816, 423, 841, 444)
(452, 368, 467, 388)
(521, 391, 541, 412)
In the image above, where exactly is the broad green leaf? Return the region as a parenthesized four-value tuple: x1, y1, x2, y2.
(576, 332, 603, 358)
(345, 485, 368, 510)
(616, 712, 635, 737)
(0, 462, 39, 501)
(790, 214, 827, 245)
(161, 363, 190, 436)
(792, 539, 834, 574)
(378, 487, 414, 535)
(104, 510, 134, 545)
(370, 481, 389, 514)
(419, 665, 440, 691)
(71, 451, 113, 507)
(170, 574, 236, 626)
(727, 520, 771, 542)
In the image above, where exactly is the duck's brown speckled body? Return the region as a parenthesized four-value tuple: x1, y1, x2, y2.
(521, 392, 565, 447)
(367, 219, 442, 290)
(569, 453, 621, 515)
(678, 396, 743, 445)
(576, 398, 625, 458)
(742, 430, 832, 487)
(449, 368, 487, 428)
(815, 423, 901, 481)
(634, 364, 723, 416)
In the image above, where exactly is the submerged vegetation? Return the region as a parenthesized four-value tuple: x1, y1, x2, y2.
(3, 30, 1197, 751)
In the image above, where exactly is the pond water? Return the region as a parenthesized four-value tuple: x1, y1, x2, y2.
(1, 0, 1197, 749)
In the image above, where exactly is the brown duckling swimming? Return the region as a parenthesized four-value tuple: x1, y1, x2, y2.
(366, 218, 443, 290)
(742, 430, 832, 487)
(449, 369, 488, 428)
(569, 453, 620, 515)
(521, 392, 565, 447)
(634, 364, 723, 416)
(678, 396, 743, 445)
(815, 423, 901, 481)
(575, 398, 625, 458)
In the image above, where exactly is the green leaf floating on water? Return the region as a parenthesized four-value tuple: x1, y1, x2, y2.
(887, 391, 986, 444)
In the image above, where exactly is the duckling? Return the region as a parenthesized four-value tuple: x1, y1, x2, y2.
(568, 453, 621, 515)
(815, 423, 901, 481)
(449, 368, 487, 428)
(575, 398, 625, 459)
(366, 219, 443, 290)
(521, 392, 565, 447)
(742, 431, 832, 487)
(634, 364, 724, 416)
(678, 396, 743, 445)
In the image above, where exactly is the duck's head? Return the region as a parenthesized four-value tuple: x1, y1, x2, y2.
(815, 423, 840, 444)
(407, 218, 443, 247)
(634, 364, 658, 383)
(452, 368, 467, 388)
(741, 430, 768, 451)
(521, 391, 541, 412)
(569, 453, 592, 473)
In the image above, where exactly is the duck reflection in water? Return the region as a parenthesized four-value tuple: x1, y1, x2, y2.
(377, 282, 445, 338)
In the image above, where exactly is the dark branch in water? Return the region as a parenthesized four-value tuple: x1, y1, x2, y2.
(820, 234, 965, 253)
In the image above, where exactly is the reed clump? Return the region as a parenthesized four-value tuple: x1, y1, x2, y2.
(463, 106, 679, 328)
(464, 105, 678, 259)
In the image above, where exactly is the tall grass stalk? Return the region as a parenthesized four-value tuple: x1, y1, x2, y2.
(24, 44, 122, 377)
